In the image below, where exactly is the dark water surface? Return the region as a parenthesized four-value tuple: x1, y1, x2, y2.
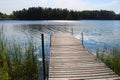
(1, 20, 120, 79)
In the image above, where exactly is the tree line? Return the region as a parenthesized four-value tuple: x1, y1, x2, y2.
(0, 12, 11, 20)
(0, 7, 120, 20)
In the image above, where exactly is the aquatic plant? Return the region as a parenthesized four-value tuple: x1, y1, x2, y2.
(97, 46, 120, 76)
(0, 27, 38, 80)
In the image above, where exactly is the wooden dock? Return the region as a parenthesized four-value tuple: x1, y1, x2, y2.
(48, 34, 120, 80)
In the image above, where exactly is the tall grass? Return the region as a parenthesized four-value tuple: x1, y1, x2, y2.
(0, 27, 38, 80)
(97, 46, 120, 76)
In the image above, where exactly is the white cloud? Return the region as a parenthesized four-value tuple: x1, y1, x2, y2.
(39, 0, 120, 13)
(91, 0, 120, 8)
(40, 0, 48, 6)
(0, 0, 120, 14)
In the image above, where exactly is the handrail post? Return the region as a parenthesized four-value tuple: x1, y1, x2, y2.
(41, 34, 46, 80)
(81, 32, 84, 48)
(71, 28, 73, 35)
(50, 34, 52, 47)
(47, 34, 52, 80)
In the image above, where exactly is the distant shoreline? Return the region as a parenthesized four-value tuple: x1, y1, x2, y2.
(0, 7, 120, 20)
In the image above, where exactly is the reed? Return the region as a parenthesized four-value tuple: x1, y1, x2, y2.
(97, 46, 120, 76)
(0, 27, 38, 80)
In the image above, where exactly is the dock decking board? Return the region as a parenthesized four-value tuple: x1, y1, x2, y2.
(48, 34, 120, 80)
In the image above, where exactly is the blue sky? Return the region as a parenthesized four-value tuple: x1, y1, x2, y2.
(0, 0, 120, 14)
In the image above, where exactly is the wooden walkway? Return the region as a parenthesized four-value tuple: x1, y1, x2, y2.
(49, 34, 120, 80)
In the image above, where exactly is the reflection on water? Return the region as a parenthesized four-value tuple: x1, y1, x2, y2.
(1, 20, 120, 79)
(1, 20, 120, 51)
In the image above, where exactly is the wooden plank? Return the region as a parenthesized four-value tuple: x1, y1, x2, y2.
(48, 34, 120, 80)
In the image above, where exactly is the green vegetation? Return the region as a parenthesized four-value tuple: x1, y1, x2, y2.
(97, 47, 120, 76)
(1, 7, 120, 20)
(117, 14, 120, 19)
(0, 28, 38, 80)
(12, 7, 118, 20)
(0, 12, 11, 20)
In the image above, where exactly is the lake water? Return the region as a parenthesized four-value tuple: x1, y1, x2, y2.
(1, 20, 120, 51)
(1, 20, 120, 79)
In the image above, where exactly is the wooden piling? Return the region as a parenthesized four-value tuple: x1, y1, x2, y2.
(41, 34, 46, 80)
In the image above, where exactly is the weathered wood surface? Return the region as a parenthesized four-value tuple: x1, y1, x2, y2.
(49, 34, 120, 80)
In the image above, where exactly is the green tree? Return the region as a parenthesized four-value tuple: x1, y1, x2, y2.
(11, 7, 119, 20)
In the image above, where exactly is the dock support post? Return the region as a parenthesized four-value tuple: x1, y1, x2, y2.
(50, 34, 52, 47)
(41, 34, 46, 80)
(71, 28, 73, 35)
(81, 32, 84, 48)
